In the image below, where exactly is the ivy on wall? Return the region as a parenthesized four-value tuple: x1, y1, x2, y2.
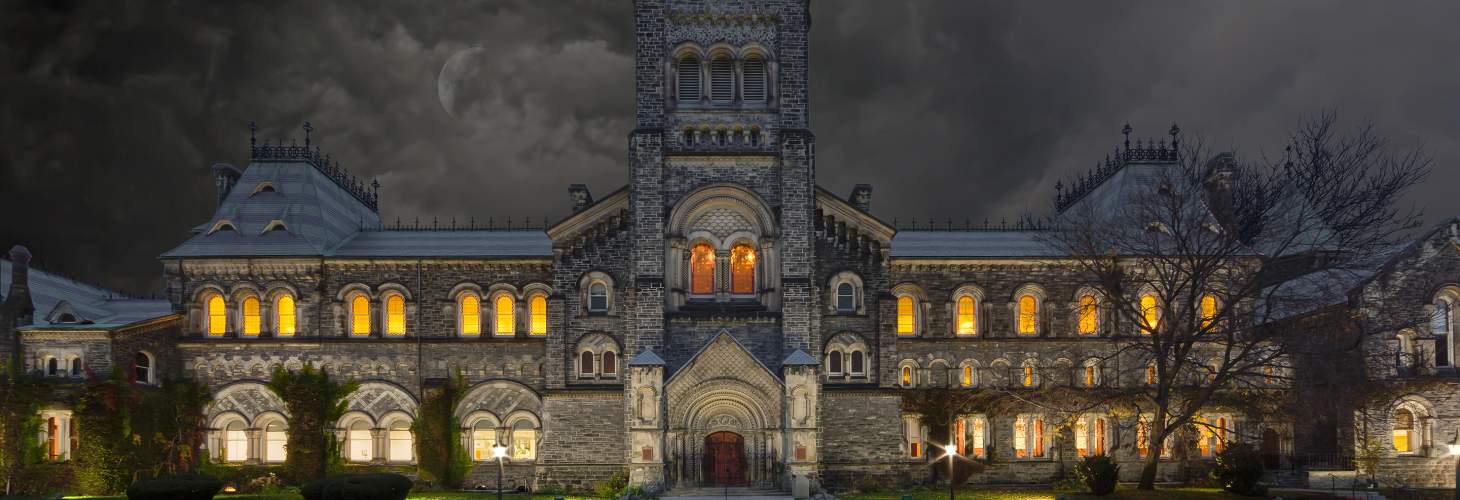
(71, 367, 211, 495)
(414, 372, 471, 488)
(0, 363, 54, 493)
(267, 365, 357, 485)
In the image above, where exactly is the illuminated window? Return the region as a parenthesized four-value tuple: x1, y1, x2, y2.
(264, 422, 287, 463)
(460, 294, 481, 336)
(275, 294, 296, 336)
(347, 420, 372, 462)
(1199, 294, 1218, 330)
(1198, 416, 1229, 458)
(836, 283, 855, 312)
(1077, 294, 1099, 335)
(1146, 363, 1157, 385)
(690, 243, 715, 296)
(1013, 415, 1046, 458)
(510, 419, 537, 460)
(961, 365, 974, 387)
(225, 421, 248, 463)
(905, 417, 923, 458)
(730, 244, 755, 295)
(241, 296, 261, 337)
(956, 296, 977, 336)
(1075, 415, 1107, 457)
(1263, 365, 1276, 385)
(1017, 295, 1038, 335)
(385, 294, 406, 337)
(896, 295, 916, 335)
(957, 415, 988, 459)
(471, 420, 496, 461)
(495, 295, 515, 336)
(1084, 362, 1099, 387)
(1137, 418, 1151, 458)
(900, 366, 913, 387)
(1022, 363, 1036, 387)
(1393, 408, 1415, 454)
(350, 295, 371, 336)
(206, 294, 227, 336)
(388, 420, 413, 463)
(1140, 294, 1160, 335)
(529, 295, 547, 335)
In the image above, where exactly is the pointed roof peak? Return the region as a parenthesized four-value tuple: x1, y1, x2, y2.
(783, 349, 817, 366)
(628, 349, 666, 366)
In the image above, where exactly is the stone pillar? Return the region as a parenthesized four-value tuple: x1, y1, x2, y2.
(246, 428, 264, 464)
(371, 428, 387, 465)
(782, 353, 819, 495)
(627, 351, 666, 491)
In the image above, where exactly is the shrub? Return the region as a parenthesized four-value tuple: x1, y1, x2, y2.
(593, 471, 629, 499)
(268, 365, 357, 485)
(8, 461, 78, 495)
(1211, 442, 1267, 496)
(125, 473, 223, 500)
(302, 473, 413, 500)
(1074, 455, 1119, 496)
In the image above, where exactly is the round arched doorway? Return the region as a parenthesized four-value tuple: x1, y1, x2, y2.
(703, 431, 746, 486)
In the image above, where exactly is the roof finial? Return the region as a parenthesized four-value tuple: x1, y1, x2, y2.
(1122, 123, 1133, 150)
(303, 121, 314, 147)
(1169, 122, 1180, 149)
(248, 121, 258, 147)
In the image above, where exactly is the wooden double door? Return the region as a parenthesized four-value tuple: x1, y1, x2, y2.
(703, 431, 746, 486)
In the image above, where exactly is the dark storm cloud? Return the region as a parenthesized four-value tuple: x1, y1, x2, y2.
(2, 0, 1457, 294)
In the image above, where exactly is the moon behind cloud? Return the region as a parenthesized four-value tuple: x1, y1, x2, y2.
(437, 47, 487, 119)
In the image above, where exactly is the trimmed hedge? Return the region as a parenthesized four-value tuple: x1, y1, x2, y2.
(125, 473, 223, 500)
(302, 473, 413, 500)
(1075, 455, 1119, 495)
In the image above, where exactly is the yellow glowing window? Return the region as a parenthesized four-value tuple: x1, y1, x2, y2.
(1084, 365, 1096, 386)
(896, 295, 916, 335)
(1033, 418, 1045, 457)
(495, 295, 515, 336)
(690, 243, 715, 295)
(1140, 294, 1160, 334)
(1094, 418, 1106, 455)
(1393, 409, 1414, 453)
(385, 294, 405, 336)
(275, 294, 296, 336)
(1022, 365, 1035, 387)
(1200, 294, 1218, 330)
(1263, 365, 1275, 385)
(1146, 363, 1157, 385)
(730, 244, 755, 295)
(901, 366, 912, 386)
(962, 365, 973, 386)
(1017, 295, 1038, 335)
(206, 294, 227, 336)
(956, 296, 977, 335)
(909, 441, 920, 458)
(241, 296, 260, 336)
(350, 295, 371, 336)
(1077, 295, 1098, 335)
(1075, 418, 1088, 457)
(1013, 419, 1028, 458)
(1137, 419, 1150, 457)
(460, 295, 480, 336)
(529, 295, 547, 335)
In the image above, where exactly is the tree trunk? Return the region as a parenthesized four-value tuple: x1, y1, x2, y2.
(1138, 427, 1167, 490)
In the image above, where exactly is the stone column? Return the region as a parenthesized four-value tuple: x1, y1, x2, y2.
(246, 428, 263, 464)
(782, 355, 819, 496)
(627, 352, 666, 491)
(371, 428, 387, 465)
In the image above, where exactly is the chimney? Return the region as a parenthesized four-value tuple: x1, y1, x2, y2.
(212, 163, 243, 207)
(1203, 153, 1237, 227)
(849, 184, 873, 212)
(569, 184, 594, 213)
(4, 245, 34, 328)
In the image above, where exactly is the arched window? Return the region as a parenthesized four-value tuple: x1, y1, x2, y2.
(46, 358, 58, 377)
(900, 366, 914, 387)
(961, 365, 974, 387)
(384, 294, 406, 337)
(836, 283, 855, 313)
(241, 296, 261, 337)
(529, 295, 548, 335)
(1077, 294, 1099, 336)
(742, 54, 767, 103)
(589, 282, 609, 313)
(495, 295, 515, 336)
(509, 418, 537, 460)
(690, 243, 715, 296)
(133, 352, 153, 385)
(850, 351, 866, 376)
(1393, 408, 1416, 454)
(1021, 361, 1037, 387)
(69, 358, 82, 377)
(579, 351, 595, 379)
(1199, 294, 1218, 331)
(347, 420, 372, 462)
(470, 419, 497, 461)
(460, 294, 481, 336)
(709, 55, 734, 103)
(206, 294, 227, 337)
(730, 244, 755, 295)
(956, 295, 977, 336)
(1433, 296, 1453, 366)
(264, 421, 287, 463)
(827, 351, 843, 375)
(1017, 295, 1039, 335)
(275, 293, 296, 337)
(350, 295, 371, 337)
(676, 54, 701, 103)
(601, 350, 616, 376)
(387, 419, 413, 463)
(896, 295, 917, 336)
(224, 421, 248, 462)
(1083, 359, 1101, 387)
(1140, 293, 1160, 335)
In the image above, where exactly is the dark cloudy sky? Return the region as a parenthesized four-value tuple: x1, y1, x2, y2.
(2, 0, 1457, 294)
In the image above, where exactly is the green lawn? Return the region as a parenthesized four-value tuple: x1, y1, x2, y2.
(60, 494, 595, 500)
(838, 485, 1345, 500)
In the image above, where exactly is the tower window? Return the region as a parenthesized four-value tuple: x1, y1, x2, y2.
(495, 295, 516, 336)
(275, 294, 296, 336)
(742, 55, 767, 103)
(709, 56, 734, 103)
(529, 295, 548, 335)
(676, 55, 701, 102)
(241, 296, 261, 337)
(956, 295, 977, 336)
(836, 283, 855, 312)
(206, 294, 227, 337)
(385, 294, 406, 337)
(588, 282, 609, 312)
(1077, 294, 1098, 336)
(730, 244, 755, 295)
(690, 243, 715, 296)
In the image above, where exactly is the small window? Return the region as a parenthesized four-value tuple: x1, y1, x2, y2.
(850, 351, 865, 376)
(1077, 294, 1099, 336)
(579, 351, 595, 379)
(827, 351, 843, 375)
(206, 294, 227, 336)
(690, 243, 715, 296)
(709, 55, 734, 103)
(730, 244, 755, 295)
(350, 295, 371, 336)
(588, 282, 609, 312)
(460, 294, 481, 336)
(896, 295, 917, 336)
(1393, 408, 1416, 454)
(133, 352, 152, 385)
(900, 366, 913, 387)
(836, 283, 855, 313)
(676, 55, 701, 102)
(956, 295, 977, 335)
(495, 295, 515, 336)
(1017, 295, 1038, 335)
(1432, 297, 1452, 366)
(1199, 294, 1218, 330)
(961, 365, 974, 387)
(742, 55, 767, 103)
(1140, 294, 1160, 335)
(55, 313, 77, 323)
(385, 294, 406, 337)
(241, 296, 261, 337)
(1083, 362, 1100, 387)
(601, 351, 616, 376)
(1146, 363, 1157, 385)
(46, 358, 59, 377)
(275, 294, 296, 337)
(1021, 363, 1037, 387)
(529, 295, 547, 335)
(69, 358, 82, 377)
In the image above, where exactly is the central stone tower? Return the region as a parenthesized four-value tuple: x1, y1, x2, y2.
(625, 0, 819, 493)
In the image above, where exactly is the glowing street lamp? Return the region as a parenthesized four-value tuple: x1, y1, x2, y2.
(492, 444, 509, 500)
(942, 444, 960, 500)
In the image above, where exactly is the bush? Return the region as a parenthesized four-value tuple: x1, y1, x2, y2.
(125, 473, 223, 500)
(1074, 455, 1119, 495)
(1211, 442, 1267, 496)
(593, 471, 629, 499)
(301, 473, 413, 500)
(8, 461, 78, 495)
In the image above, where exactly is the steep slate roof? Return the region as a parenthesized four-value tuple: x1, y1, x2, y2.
(1, 259, 173, 330)
(331, 230, 551, 258)
(890, 231, 1059, 258)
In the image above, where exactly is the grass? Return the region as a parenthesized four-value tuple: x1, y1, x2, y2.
(839, 484, 1349, 500)
(59, 494, 595, 500)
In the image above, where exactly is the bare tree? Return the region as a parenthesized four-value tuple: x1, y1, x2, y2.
(1043, 113, 1429, 489)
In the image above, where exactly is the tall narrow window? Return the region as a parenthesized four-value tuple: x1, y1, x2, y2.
(1433, 298, 1452, 366)
(836, 283, 855, 312)
(1084, 364, 1097, 387)
(385, 294, 406, 337)
(901, 366, 913, 387)
(676, 55, 701, 102)
(388, 421, 413, 463)
(495, 295, 515, 336)
(1137, 418, 1151, 458)
(529, 295, 547, 335)
(225, 421, 248, 463)
(827, 351, 843, 375)
(46, 417, 59, 461)
(275, 294, 296, 337)
(460, 294, 481, 336)
(1075, 417, 1089, 457)
(471, 421, 495, 461)
(965, 417, 987, 458)
(1022, 364, 1035, 387)
(1146, 363, 1157, 385)
(69, 358, 81, 377)
(1199, 294, 1218, 330)
(850, 351, 865, 376)
(601, 351, 616, 376)
(350, 295, 370, 336)
(1140, 294, 1160, 335)
(46, 358, 58, 377)
(511, 420, 537, 460)
(742, 55, 766, 103)
(690, 243, 715, 296)
(1393, 408, 1415, 454)
(133, 352, 152, 385)
(579, 351, 594, 378)
(957, 296, 977, 335)
(709, 55, 734, 103)
(207, 294, 227, 336)
(896, 295, 916, 335)
(264, 422, 287, 463)
(347, 421, 372, 462)
(241, 296, 261, 337)
(961, 365, 974, 387)
(730, 244, 755, 295)
(1017, 295, 1038, 335)
(1077, 294, 1098, 336)
(589, 282, 609, 312)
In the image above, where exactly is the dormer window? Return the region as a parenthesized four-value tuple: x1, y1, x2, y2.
(261, 220, 288, 234)
(251, 182, 277, 196)
(207, 220, 238, 235)
(55, 313, 77, 324)
(676, 55, 701, 103)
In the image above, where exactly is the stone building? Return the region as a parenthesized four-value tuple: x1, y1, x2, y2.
(4, 0, 1457, 493)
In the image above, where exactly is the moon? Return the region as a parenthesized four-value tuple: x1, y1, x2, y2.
(438, 47, 486, 119)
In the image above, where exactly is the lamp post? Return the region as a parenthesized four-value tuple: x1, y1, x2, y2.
(1446, 443, 1460, 500)
(943, 444, 959, 500)
(492, 443, 509, 500)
